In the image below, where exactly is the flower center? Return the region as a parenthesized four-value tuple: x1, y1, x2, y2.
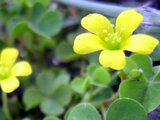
(0, 67, 11, 80)
(104, 32, 123, 50)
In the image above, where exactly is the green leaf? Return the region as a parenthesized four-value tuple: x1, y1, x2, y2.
(150, 44, 160, 61)
(119, 65, 160, 112)
(55, 42, 80, 62)
(30, 3, 46, 24)
(143, 83, 160, 112)
(71, 77, 89, 94)
(106, 98, 147, 120)
(119, 80, 148, 103)
(7, 17, 28, 37)
(43, 116, 60, 120)
(37, 11, 62, 37)
(7, 10, 62, 38)
(24, 0, 50, 7)
(123, 57, 138, 74)
(152, 65, 160, 81)
(40, 99, 64, 116)
(87, 64, 99, 77)
(55, 73, 70, 85)
(11, 22, 29, 37)
(64, 108, 71, 120)
(127, 69, 143, 80)
(91, 67, 110, 87)
(23, 86, 44, 110)
(67, 103, 101, 120)
(119, 78, 160, 112)
(52, 84, 72, 106)
(22, 118, 31, 120)
(36, 71, 56, 96)
(130, 54, 152, 80)
(13, 0, 25, 6)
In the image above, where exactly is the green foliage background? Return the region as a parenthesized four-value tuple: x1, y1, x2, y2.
(0, 0, 160, 120)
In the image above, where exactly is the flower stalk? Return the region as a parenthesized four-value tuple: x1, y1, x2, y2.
(2, 92, 13, 120)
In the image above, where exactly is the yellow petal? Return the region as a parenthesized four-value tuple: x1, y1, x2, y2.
(73, 33, 105, 54)
(124, 34, 159, 54)
(12, 61, 32, 76)
(116, 9, 144, 39)
(81, 13, 113, 39)
(1, 77, 20, 93)
(99, 50, 126, 70)
(1, 48, 19, 67)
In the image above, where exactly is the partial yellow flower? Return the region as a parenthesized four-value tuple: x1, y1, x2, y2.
(73, 9, 159, 70)
(0, 48, 32, 93)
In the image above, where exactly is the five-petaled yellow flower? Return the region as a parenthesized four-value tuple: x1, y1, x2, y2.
(73, 9, 159, 70)
(0, 48, 32, 93)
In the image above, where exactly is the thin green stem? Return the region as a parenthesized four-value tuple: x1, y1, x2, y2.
(89, 71, 119, 100)
(88, 85, 93, 101)
(2, 92, 13, 120)
(103, 92, 119, 108)
(101, 106, 107, 120)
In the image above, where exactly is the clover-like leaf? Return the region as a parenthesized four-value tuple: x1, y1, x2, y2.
(23, 86, 44, 110)
(87, 64, 99, 77)
(120, 66, 160, 112)
(7, 17, 29, 37)
(91, 67, 110, 87)
(24, 0, 50, 7)
(130, 54, 152, 81)
(106, 98, 147, 120)
(40, 99, 64, 116)
(52, 84, 72, 106)
(36, 11, 62, 37)
(7, 7, 62, 38)
(67, 103, 101, 120)
(150, 44, 160, 61)
(43, 116, 60, 120)
(30, 3, 46, 24)
(123, 57, 138, 74)
(71, 77, 89, 94)
(55, 73, 70, 85)
(36, 71, 56, 96)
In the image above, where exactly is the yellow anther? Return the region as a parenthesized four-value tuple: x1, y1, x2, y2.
(108, 33, 111, 36)
(115, 32, 118, 36)
(103, 29, 107, 33)
(112, 41, 115, 44)
(111, 24, 115, 27)
(120, 27, 124, 31)
(105, 37, 109, 42)
(117, 38, 121, 42)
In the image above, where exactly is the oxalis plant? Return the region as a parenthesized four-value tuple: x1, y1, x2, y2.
(1, 0, 160, 120)
(67, 9, 159, 120)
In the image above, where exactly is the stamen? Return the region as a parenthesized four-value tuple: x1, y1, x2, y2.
(108, 33, 111, 36)
(112, 41, 115, 44)
(103, 29, 107, 33)
(111, 24, 114, 27)
(105, 37, 109, 42)
(117, 38, 121, 42)
(115, 32, 118, 36)
(120, 27, 124, 31)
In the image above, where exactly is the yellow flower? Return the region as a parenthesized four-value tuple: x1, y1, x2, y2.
(73, 9, 159, 70)
(0, 48, 32, 93)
